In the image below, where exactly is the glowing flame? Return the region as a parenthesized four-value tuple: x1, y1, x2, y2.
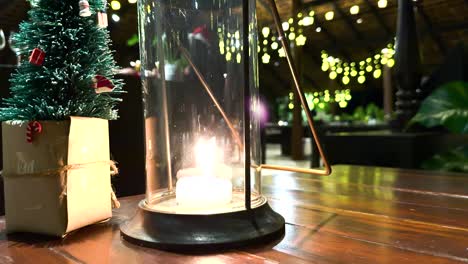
(195, 137, 221, 176)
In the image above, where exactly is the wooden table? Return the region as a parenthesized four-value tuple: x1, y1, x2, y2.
(1, 165, 467, 263)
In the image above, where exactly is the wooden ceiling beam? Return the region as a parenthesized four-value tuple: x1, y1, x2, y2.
(261, 63, 291, 92)
(303, 71, 319, 88)
(257, 0, 351, 63)
(416, 5, 447, 55)
(313, 18, 352, 61)
(362, 0, 393, 38)
(302, 0, 333, 9)
(302, 43, 323, 66)
(331, 2, 373, 53)
(300, 20, 466, 51)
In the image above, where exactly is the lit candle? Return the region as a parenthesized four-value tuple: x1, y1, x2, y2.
(175, 137, 233, 209)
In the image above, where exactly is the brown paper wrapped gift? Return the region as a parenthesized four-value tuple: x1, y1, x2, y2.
(2, 116, 113, 236)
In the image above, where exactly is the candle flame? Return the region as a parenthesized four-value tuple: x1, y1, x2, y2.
(195, 137, 221, 176)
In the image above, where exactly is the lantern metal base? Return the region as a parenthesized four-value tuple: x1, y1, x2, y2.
(120, 199, 285, 252)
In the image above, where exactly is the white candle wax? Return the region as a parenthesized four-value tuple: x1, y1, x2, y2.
(175, 137, 233, 209)
(176, 175, 232, 209)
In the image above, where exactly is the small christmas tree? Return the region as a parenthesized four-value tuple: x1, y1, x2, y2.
(0, 0, 123, 121)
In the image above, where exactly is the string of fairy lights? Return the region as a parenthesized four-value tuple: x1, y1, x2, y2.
(254, 0, 395, 86)
(120, 0, 394, 110)
(214, 0, 395, 87)
(319, 44, 395, 86)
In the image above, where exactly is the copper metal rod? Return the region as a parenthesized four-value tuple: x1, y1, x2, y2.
(179, 46, 244, 150)
(262, 0, 332, 176)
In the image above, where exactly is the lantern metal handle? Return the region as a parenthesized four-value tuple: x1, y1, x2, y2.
(258, 0, 331, 176)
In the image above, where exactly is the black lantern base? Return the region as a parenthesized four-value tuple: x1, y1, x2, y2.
(120, 200, 285, 252)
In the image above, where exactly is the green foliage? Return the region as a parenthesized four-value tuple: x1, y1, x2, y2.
(411, 82, 468, 173)
(127, 34, 139, 47)
(421, 146, 468, 173)
(411, 82, 468, 134)
(0, 0, 124, 121)
(339, 103, 385, 123)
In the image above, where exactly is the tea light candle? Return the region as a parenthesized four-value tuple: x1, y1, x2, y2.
(175, 137, 233, 209)
(176, 175, 232, 208)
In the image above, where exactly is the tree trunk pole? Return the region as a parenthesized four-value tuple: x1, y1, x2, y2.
(383, 65, 393, 119)
(394, 0, 422, 129)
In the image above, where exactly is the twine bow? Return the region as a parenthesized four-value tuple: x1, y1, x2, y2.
(1, 160, 121, 209)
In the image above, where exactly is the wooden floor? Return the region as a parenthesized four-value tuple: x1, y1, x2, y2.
(0, 165, 467, 263)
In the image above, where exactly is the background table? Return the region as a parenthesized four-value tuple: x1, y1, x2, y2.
(1, 165, 467, 263)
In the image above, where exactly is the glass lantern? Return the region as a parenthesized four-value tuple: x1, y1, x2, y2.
(121, 0, 331, 251)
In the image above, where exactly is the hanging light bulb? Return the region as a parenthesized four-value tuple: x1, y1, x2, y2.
(358, 75, 366, 84)
(329, 71, 337, 80)
(262, 53, 271, 64)
(342, 76, 350, 85)
(350, 5, 359, 15)
(225, 52, 232, 61)
(295, 34, 307, 46)
(262, 27, 270, 38)
(373, 69, 382, 79)
(278, 47, 286, 57)
(271, 42, 279, 50)
(282, 22, 289, 31)
(325, 11, 334, 21)
(321, 62, 329, 72)
(112, 14, 120, 22)
(110, 0, 121, 10)
(302, 16, 314, 26)
(378, 0, 388, 8)
(387, 58, 395, 67)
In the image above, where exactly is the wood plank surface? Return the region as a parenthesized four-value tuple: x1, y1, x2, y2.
(0, 165, 467, 263)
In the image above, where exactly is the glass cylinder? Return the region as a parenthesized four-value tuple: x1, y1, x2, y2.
(138, 0, 263, 214)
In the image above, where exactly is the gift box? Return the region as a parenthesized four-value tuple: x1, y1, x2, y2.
(2, 117, 113, 236)
(97, 11, 108, 28)
(29, 48, 45, 66)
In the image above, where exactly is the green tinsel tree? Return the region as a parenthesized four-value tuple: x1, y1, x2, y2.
(0, 0, 123, 121)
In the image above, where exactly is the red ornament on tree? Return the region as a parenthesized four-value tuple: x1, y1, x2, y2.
(29, 48, 45, 66)
(79, 0, 92, 17)
(97, 11, 108, 28)
(93, 75, 114, 93)
(191, 25, 210, 45)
